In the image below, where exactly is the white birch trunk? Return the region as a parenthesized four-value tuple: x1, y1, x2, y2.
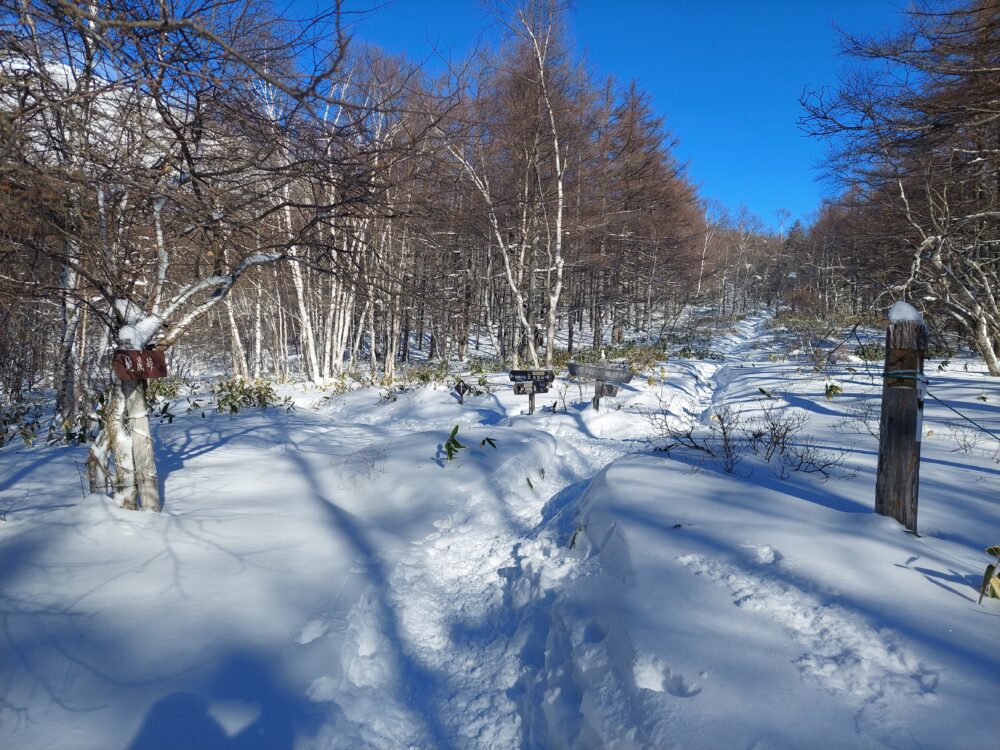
(252, 277, 264, 379)
(111, 380, 138, 509)
(122, 378, 161, 512)
(57, 242, 83, 425)
(225, 295, 250, 378)
(350, 296, 371, 377)
(335, 288, 355, 374)
(284, 202, 321, 383)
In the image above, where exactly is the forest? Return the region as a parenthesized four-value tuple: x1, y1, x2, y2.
(1, 3, 999, 749)
(1, 1, 996, 511)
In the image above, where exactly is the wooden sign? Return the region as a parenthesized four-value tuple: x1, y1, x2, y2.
(112, 350, 168, 381)
(455, 381, 470, 405)
(567, 361, 633, 384)
(569, 360, 631, 411)
(598, 382, 619, 398)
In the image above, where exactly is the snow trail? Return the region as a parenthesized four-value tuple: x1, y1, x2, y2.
(304, 402, 638, 747)
(317, 312, 872, 749)
(677, 552, 939, 736)
(319, 315, 788, 748)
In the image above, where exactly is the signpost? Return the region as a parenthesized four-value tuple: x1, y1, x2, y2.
(568, 360, 632, 410)
(455, 381, 470, 405)
(875, 318, 928, 532)
(112, 350, 168, 381)
(509, 369, 555, 415)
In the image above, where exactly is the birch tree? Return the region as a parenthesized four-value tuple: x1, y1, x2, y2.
(1, 0, 358, 509)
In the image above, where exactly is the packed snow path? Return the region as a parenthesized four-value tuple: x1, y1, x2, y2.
(311, 385, 637, 748)
(1, 313, 998, 749)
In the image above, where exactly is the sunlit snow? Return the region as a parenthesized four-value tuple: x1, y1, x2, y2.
(1, 314, 997, 749)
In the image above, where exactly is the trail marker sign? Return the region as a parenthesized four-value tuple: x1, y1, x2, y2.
(568, 361, 632, 410)
(112, 350, 168, 381)
(509, 369, 555, 415)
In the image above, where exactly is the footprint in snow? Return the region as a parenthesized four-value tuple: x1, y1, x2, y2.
(633, 653, 701, 698)
(582, 621, 607, 644)
(677, 553, 937, 720)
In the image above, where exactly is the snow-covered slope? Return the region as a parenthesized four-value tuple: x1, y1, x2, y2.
(1, 314, 997, 749)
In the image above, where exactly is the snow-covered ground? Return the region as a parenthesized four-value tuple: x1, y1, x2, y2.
(2, 314, 998, 749)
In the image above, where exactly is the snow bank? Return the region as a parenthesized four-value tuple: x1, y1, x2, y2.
(558, 456, 994, 748)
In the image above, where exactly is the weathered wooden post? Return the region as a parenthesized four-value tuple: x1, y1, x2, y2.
(875, 303, 928, 532)
(593, 378, 607, 410)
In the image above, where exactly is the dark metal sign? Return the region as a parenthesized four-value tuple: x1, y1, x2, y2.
(112, 350, 168, 381)
(455, 381, 470, 405)
(509, 369, 556, 385)
(513, 382, 549, 395)
(509, 369, 554, 414)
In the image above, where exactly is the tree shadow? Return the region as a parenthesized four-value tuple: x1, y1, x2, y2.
(126, 653, 322, 750)
(0, 444, 79, 495)
(267, 419, 461, 750)
(127, 692, 229, 750)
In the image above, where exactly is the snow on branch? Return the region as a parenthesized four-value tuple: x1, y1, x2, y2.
(158, 252, 285, 348)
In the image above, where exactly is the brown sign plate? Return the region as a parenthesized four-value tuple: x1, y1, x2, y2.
(113, 350, 168, 380)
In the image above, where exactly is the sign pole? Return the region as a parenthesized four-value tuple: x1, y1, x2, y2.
(593, 379, 605, 410)
(875, 318, 928, 532)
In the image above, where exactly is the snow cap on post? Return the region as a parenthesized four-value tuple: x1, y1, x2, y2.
(888, 300, 923, 324)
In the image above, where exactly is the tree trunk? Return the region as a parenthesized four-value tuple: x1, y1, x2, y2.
(56, 239, 83, 426)
(252, 277, 264, 378)
(120, 379, 161, 511)
(225, 295, 249, 378)
(974, 315, 1000, 376)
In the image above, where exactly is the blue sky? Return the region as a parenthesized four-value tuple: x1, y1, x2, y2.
(337, 1, 905, 229)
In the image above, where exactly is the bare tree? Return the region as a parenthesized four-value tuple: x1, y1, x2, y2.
(1, 0, 365, 509)
(802, 0, 1000, 372)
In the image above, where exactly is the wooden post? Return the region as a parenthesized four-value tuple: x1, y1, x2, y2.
(528, 390, 536, 415)
(875, 319, 928, 532)
(593, 379, 605, 411)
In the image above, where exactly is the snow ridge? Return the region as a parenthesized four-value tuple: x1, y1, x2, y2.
(489, 462, 685, 749)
